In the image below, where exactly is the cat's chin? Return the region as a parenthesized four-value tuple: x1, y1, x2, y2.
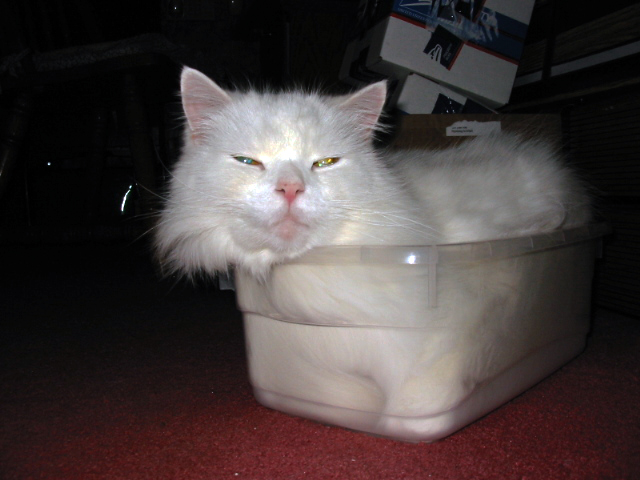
(274, 216, 308, 242)
(232, 222, 316, 278)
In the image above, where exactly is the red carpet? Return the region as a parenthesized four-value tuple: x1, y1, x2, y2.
(2, 243, 639, 479)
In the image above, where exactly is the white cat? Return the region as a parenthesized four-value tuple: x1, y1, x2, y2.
(155, 67, 591, 278)
(154, 67, 593, 440)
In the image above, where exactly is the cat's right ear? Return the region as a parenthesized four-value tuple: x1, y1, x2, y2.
(180, 67, 232, 143)
(338, 81, 387, 138)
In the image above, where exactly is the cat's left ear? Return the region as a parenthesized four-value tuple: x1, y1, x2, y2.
(180, 67, 232, 143)
(338, 81, 387, 138)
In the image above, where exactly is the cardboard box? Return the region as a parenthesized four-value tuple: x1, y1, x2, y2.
(396, 73, 494, 114)
(367, 0, 535, 107)
(340, 26, 494, 114)
(391, 113, 562, 149)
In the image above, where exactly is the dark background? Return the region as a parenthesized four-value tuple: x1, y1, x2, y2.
(1, 0, 639, 316)
(0, 3, 639, 478)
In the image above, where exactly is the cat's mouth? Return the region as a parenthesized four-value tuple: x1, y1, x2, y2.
(274, 214, 309, 242)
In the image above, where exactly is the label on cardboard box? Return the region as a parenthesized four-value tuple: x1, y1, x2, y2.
(446, 120, 501, 136)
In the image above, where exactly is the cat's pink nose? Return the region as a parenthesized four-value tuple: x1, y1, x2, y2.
(276, 180, 305, 205)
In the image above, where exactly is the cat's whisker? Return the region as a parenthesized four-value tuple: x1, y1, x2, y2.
(328, 202, 441, 239)
(379, 212, 442, 235)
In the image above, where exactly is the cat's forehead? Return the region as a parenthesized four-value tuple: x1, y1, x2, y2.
(241, 92, 332, 127)
(229, 92, 346, 157)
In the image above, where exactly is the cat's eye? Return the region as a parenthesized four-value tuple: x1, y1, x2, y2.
(233, 155, 263, 167)
(312, 157, 341, 169)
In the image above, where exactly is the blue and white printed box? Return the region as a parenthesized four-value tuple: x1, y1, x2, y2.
(368, 0, 535, 107)
(395, 72, 494, 114)
(339, 20, 493, 114)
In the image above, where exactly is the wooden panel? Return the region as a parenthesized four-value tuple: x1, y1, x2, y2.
(567, 92, 640, 317)
(568, 94, 640, 197)
(593, 205, 640, 317)
(518, 3, 640, 75)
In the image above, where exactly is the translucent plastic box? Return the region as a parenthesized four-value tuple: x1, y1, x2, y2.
(236, 224, 607, 442)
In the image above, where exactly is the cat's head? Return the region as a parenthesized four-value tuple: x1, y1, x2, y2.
(155, 67, 389, 278)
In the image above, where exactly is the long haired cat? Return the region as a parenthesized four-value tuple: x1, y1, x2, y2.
(154, 67, 593, 439)
(155, 67, 591, 278)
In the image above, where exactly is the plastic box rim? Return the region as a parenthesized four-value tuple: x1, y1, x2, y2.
(284, 223, 609, 267)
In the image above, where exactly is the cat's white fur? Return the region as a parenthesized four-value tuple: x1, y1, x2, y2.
(155, 67, 593, 439)
(155, 67, 591, 278)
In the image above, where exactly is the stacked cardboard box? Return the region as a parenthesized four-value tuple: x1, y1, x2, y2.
(340, 0, 535, 113)
(392, 114, 562, 150)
